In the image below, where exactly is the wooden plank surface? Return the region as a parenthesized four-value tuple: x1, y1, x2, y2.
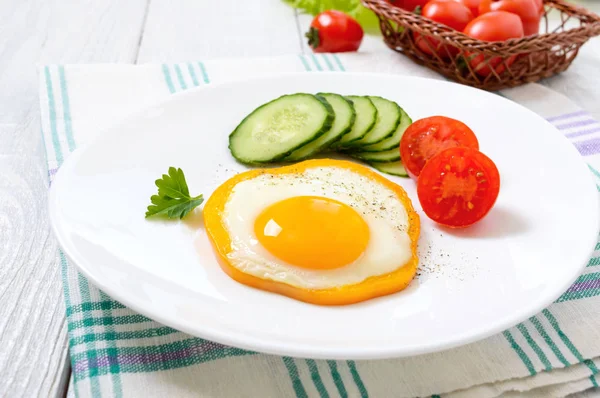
(0, 0, 599, 396)
(137, 0, 302, 62)
(0, 1, 148, 396)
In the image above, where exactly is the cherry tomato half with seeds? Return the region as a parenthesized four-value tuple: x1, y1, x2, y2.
(306, 10, 364, 53)
(417, 147, 500, 228)
(399, 116, 479, 179)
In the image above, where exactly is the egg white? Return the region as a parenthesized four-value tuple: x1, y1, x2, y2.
(222, 165, 413, 289)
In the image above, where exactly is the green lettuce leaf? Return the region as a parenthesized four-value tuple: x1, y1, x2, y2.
(283, 0, 381, 34)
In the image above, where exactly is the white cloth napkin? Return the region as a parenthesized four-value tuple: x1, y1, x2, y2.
(40, 52, 600, 398)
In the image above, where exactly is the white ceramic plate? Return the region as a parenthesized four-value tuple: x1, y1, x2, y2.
(49, 73, 599, 360)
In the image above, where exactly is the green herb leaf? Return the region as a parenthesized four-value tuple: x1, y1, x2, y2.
(145, 167, 204, 219)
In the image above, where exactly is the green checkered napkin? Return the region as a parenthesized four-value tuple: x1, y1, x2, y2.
(40, 53, 600, 398)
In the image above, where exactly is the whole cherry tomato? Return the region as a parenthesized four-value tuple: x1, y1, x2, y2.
(463, 11, 524, 76)
(533, 0, 544, 16)
(388, 0, 430, 12)
(479, 0, 541, 35)
(414, 0, 474, 58)
(400, 116, 480, 179)
(417, 146, 500, 228)
(457, 0, 481, 16)
(306, 10, 364, 53)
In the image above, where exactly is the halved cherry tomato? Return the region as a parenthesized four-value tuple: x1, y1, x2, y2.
(417, 147, 500, 228)
(414, 0, 474, 58)
(457, 0, 481, 16)
(463, 11, 524, 76)
(388, 0, 430, 12)
(306, 11, 364, 53)
(400, 116, 479, 179)
(478, 0, 541, 35)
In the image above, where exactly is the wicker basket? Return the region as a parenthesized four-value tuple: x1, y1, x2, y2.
(361, 0, 600, 90)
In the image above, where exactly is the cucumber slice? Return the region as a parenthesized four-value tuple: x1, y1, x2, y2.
(352, 147, 400, 162)
(359, 107, 412, 152)
(229, 93, 334, 164)
(370, 161, 408, 177)
(285, 93, 356, 161)
(334, 96, 377, 148)
(345, 96, 401, 149)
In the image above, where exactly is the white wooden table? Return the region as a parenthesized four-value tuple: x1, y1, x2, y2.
(1, 1, 599, 396)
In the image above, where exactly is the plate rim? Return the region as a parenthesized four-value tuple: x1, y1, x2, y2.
(48, 71, 600, 359)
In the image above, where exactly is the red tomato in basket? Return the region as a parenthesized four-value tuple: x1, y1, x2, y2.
(463, 11, 524, 76)
(417, 147, 500, 227)
(399, 116, 479, 179)
(478, 0, 542, 35)
(306, 10, 364, 53)
(457, 0, 482, 16)
(388, 0, 430, 12)
(533, 0, 544, 16)
(414, 0, 474, 58)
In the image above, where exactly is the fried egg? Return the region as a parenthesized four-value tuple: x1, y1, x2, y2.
(203, 159, 420, 305)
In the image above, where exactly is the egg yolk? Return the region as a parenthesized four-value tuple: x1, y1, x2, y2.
(254, 196, 370, 270)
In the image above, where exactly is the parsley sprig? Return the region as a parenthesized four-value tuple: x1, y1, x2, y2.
(145, 167, 204, 219)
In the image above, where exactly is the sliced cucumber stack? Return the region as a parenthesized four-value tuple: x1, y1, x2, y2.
(334, 96, 377, 148)
(352, 147, 400, 162)
(369, 161, 408, 177)
(228, 91, 413, 177)
(343, 96, 401, 148)
(359, 107, 412, 152)
(229, 93, 334, 164)
(285, 93, 355, 161)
